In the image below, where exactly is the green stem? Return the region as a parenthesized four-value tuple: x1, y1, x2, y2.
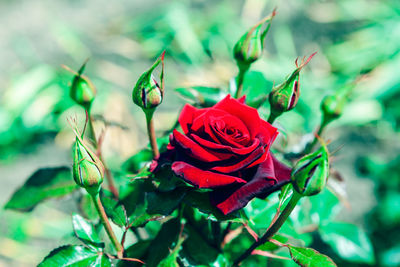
(86, 109, 119, 198)
(267, 111, 279, 124)
(233, 192, 302, 266)
(92, 194, 123, 258)
(145, 112, 159, 158)
(304, 118, 329, 155)
(234, 64, 250, 99)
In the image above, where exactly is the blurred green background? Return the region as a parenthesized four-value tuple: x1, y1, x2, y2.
(0, 0, 399, 266)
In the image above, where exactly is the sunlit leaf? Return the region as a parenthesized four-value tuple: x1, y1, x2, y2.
(287, 245, 336, 267)
(5, 167, 77, 212)
(319, 222, 375, 264)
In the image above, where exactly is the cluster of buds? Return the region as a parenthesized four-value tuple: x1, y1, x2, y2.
(70, 120, 104, 196)
(233, 9, 276, 70)
(66, 60, 97, 110)
(291, 143, 329, 196)
(268, 53, 316, 121)
(132, 51, 165, 119)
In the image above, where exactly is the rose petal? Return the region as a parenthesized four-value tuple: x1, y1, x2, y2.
(190, 133, 260, 155)
(178, 104, 200, 134)
(210, 146, 265, 173)
(172, 130, 221, 162)
(172, 161, 247, 188)
(258, 120, 279, 147)
(213, 95, 261, 139)
(210, 153, 291, 214)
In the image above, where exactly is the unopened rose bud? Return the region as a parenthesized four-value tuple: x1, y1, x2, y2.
(321, 95, 343, 123)
(269, 53, 316, 120)
(320, 82, 355, 125)
(233, 10, 276, 68)
(291, 145, 329, 196)
(132, 51, 165, 117)
(71, 123, 104, 196)
(69, 61, 96, 109)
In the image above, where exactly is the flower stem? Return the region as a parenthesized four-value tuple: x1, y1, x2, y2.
(267, 111, 279, 124)
(234, 64, 250, 99)
(233, 191, 302, 266)
(304, 118, 329, 155)
(85, 109, 119, 199)
(92, 194, 123, 259)
(145, 113, 159, 158)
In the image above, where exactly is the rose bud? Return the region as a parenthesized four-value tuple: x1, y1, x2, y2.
(68, 60, 96, 109)
(320, 81, 355, 125)
(71, 123, 105, 196)
(291, 144, 329, 196)
(132, 51, 165, 117)
(150, 95, 292, 215)
(233, 9, 276, 68)
(268, 52, 316, 121)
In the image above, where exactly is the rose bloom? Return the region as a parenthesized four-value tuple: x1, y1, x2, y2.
(152, 95, 291, 215)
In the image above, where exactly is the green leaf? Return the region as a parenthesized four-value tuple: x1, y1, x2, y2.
(101, 192, 128, 227)
(146, 187, 186, 215)
(175, 86, 224, 107)
(122, 240, 152, 266)
(319, 222, 375, 264)
(184, 190, 244, 222)
(242, 71, 272, 105)
(258, 234, 289, 252)
(38, 245, 111, 267)
(181, 223, 219, 265)
(72, 213, 102, 248)
(158, 230, 186, 267)
(145, 218, 181, 267)
(287, 245, 336, 267)
(122, 149, 153, 173)
(5, 167, 77, 212)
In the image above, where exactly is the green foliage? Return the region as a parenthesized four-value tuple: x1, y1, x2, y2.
(287, 245, 336, 267)
(319, 222, 375, 264)
(4, 167, 77, 212)
(38, 245, 111, 267)
(2, 0, 398, 266)
(72, 213, 103, 249)
(100, 192, 128, 227)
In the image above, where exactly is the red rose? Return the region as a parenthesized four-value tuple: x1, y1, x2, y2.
(153, 95, 291, 215)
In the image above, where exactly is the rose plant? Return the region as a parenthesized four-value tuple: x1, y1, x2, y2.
(4, 9, 374, 267)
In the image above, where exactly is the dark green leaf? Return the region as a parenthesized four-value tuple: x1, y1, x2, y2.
(145, 218, 181, 267)
(120, 178, 154, 217)
(184, 191, 244, 222)
(101, 192, 128, 227)
(120, 240, 151, 267)
(158, 230, 186, 267)
(181, 223, 219, 265)
(287, 245, 336, 267)
(5, 167, 77, 212)
(38, 245, 111, 267)
(122, 149, 153, 173)
(146, 187, 186, 215)
(72, 213, 102, 248)
(319, 222, 375, 264)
